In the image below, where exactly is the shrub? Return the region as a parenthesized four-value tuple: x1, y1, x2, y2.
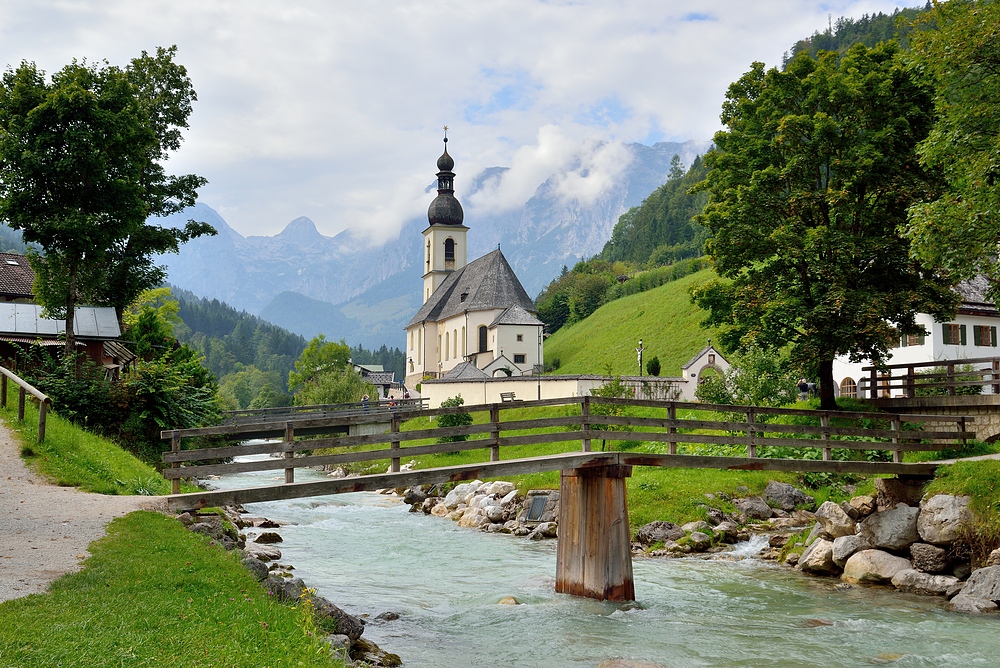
(437, 395, 473, 443)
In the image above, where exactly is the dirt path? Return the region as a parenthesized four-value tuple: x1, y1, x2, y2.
(0, 419, 165, 602)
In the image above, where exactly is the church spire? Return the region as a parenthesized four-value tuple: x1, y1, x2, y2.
(427, 126, 464, 226)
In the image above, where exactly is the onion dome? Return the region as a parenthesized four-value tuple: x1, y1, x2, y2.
(427, 133, 464, 226)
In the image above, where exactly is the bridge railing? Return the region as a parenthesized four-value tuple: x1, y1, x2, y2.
(860, 356, 1000, 399)
(221, 398, 428, 425)
(0, 365, 51, 443)
(160, 396, 974, 495)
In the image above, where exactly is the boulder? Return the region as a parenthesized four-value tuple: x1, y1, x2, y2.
(713, 521, 739, 543)
(859, 504, 919, 551)
(636, 521, 685, 545)
(458, 509, 489, 529)
(842, 550, 911, 584)
(734, 496, 773, 521)
(918, 495, 971, 545)
(704, 507, 725, 526)
(484, 481, 516, 497)
(815, 501, 856, 539)
(486, 505, 506, 523)
(446, 509, 465, 521)
(785, 552, 800, 567)
(402, 487, 427, 506)
(832, 535, 871, 568)
(891, 569, 959, 596)
(799, 539, 838, 575)
(535, 521, 558, 538)
(875, 477, 925, 510)
(804, 521, 829, 547)
(243, 542, 281, 562)
(443, 481, 484, 509)
(265, 575, 307, 601)
(350, 637, 402, 667)
(910, 543, 951, 574)
(848, 495, 876, 518)
(764, 481, 815, 512)
(313, 595, 365, 642)
(960, 565, 1000, 602)
(948, 593, 999, 614)
(254, 531, 283, 544)
(988, 548, 1000, 567)
(188, 521, 225, 541)
(430, 503, 449, 517)
(241, 556, 270, 581)
(688, 532, 712, 551)
(682, 520, 710, 533)
(420, 497, 439, 514)
(500, 489, 520, 506)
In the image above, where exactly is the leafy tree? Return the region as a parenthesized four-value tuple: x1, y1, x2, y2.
(436, 395, 473, 443)
(0, 47, 212, 353)
(589, 371, 635, 451)
(691, 43, 957, 410)
(287, 334, 351, 393)
(294, 367, 372, 406)
(695, 347, 799, 409)
(904, 0, 1000, 303)
(122, 287, 181, 361)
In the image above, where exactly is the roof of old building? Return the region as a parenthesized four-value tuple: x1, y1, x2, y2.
(956, 276, 1000, 317)
(441, 361, 489, 380)
(0, 253, 35, 299)
(490, 303, 543, 328)
(406, 249, 537, 327)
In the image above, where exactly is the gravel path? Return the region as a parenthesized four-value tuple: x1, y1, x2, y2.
(0, 419, 166, 602)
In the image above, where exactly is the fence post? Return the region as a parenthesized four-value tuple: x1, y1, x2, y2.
(947, 364, 956, 397)
(581, 396, 591, 452)
(490, 405, 500, 462)
(1, 374, 6, 408)
(821, 412, 831, 461)
(38, 399, 48, 443)
(171, 430, 181, 495)
(891, 415, 903, 464)
(993, 358, 999, 395)
(869, 368, 878, 399)
(18, 387, 25, 421)
(390, 413, 401, 472)
(746, 407, 757, 459)
(667, 402, 677, 456)
(284, 421, 295, 483)
(959, 417, 969, 448)
(906, 366, 915, 398)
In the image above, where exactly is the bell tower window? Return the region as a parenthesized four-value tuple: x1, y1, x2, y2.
(445, 238, 455, 270)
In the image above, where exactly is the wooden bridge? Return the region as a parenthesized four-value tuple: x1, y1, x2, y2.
(161, 397, 972, 602)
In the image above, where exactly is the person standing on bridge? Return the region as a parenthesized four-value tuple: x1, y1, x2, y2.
(797, 379, 809, 402)
(361, 394, 370, 412)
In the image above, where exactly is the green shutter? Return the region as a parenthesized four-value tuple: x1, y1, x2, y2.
(961, 324, 967, 345)
(993, 326, 997, 347)
(975, 326, 983, 346)
(918, 332, 925, 345)
(943, 324, 951, 345)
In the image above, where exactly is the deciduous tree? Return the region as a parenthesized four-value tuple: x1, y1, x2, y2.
(692, 43, 956, 410)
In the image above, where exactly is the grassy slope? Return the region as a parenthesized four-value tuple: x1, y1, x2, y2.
(544, 268, 719, 376)
(0, 512, 343, 668)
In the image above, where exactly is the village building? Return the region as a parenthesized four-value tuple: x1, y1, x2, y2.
(833, 277, 1000, 398)
(404, 137, 544, 389)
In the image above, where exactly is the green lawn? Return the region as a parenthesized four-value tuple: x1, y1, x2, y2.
(544, 267, 719, 377)
(0, 512, 344, 668)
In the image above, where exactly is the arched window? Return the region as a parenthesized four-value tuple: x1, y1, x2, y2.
(840, 377, 857, 399)
(461, 326, 466, 355)
(453, 328, 458, 359)
(478, 325, 488, 353)
(445, 238, 455, 270)
(444, 332, 450, 361)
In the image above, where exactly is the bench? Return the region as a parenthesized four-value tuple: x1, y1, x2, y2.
(500, 392, 521, 402)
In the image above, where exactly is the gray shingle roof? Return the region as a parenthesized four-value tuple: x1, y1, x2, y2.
(0, 304, 121, 339)
(490, 304, 543, 327)
(406, 249, 537, 327)
(442, 361, 489, 379)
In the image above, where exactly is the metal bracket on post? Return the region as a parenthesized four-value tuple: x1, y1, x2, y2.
(284, 421, 295, 483)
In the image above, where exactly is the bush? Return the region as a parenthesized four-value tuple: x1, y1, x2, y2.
(646, 355, 661, 377)
(437, 395, 473, 443)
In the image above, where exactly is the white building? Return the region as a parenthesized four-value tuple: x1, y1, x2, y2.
(404, 137, 544, 389)
(833, 277, 1000, 398)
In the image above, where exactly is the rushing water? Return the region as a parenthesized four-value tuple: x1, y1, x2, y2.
(217, 463, 1000, 667)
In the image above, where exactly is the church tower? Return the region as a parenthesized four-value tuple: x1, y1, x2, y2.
(422, 130, 468, 303)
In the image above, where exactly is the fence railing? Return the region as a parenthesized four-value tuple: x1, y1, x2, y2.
(0, 365, 51, 442)
(861, 356, 1000, 399)
(221, 398, 428, 425)
(162, 396, 972, 494)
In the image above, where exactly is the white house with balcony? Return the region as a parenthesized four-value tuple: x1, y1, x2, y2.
(404, 136, 544, 389)
(833, 277, 1000, 398)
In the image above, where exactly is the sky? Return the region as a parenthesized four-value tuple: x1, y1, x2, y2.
(0, 0, 917, 244)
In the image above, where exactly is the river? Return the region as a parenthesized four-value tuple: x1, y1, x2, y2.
(217, 465, 1000, 667)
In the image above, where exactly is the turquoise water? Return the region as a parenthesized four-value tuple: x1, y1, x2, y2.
(219, 465, 1000, 667)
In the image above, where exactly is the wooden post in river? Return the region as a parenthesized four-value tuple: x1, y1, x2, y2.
(555, 464, 635, 602)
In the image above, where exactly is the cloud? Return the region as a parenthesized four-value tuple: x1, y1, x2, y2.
(0, 0, 920, 239)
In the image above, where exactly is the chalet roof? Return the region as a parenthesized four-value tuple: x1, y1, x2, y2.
(956, 276, 1000, 317)
(0, 253, 35, 299)
(406, 249, 536, 327)
(490, 304, 543, 328)
(682, 345, 721, 370)
(0, 304, 121, 339)
(441, 361, 489, 380)
(365, 371, 395, 386)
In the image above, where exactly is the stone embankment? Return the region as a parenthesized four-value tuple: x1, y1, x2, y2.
(177, 508, 401, 666)
(403, 478, 1000, 614)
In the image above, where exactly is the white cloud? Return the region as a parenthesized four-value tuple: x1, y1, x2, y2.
(0, 0, 919, 238)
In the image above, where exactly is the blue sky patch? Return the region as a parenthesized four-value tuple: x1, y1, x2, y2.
(682, 12, 714, 21)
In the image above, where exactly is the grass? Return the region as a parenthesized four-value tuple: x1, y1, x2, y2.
(924, 459, 1000, 565)
(0, 512, 344, 668)
(544, 267, 719, 376)
(0, 392, 177, 496)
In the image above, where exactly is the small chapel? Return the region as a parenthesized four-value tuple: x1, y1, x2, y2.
(404, 134, 544, 389)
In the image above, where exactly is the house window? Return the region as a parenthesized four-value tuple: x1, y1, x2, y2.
(943, 323, 966, 346)
(974, 325, 998, 347)
(478, 325, 488, 353)
(900, 333, 925, 347)
(514, 354, 526, 364)
(516, 334, 523, 342)
(839, 377, 857, 399)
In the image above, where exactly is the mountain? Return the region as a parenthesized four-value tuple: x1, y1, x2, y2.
(158, 139, 710, 348)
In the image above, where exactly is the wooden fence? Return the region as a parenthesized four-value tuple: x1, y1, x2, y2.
(861, 356, 1000, 399)
(221, 398, 427, 425)
(0, 365, 51, 442)
(161, 396, 972, 497)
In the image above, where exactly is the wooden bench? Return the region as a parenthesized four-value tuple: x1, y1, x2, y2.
(500, 392, 521, 402)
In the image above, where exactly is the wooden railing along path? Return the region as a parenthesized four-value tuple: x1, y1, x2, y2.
(161, 396, 972, 510)
(862, 356, 1000, 399)
(0, 365, 50, 442)
(222, 398, 428, 425)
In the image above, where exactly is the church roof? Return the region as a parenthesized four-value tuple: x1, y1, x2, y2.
(490, 304, 543, 327)
(442, 361, 489, 380)
(406, 249, 537, 327)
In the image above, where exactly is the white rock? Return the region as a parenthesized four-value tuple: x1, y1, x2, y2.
(891, 568, 959, 596)
(859, 505, 919, 551)
(918, 495, 971, 545)
(500, 489, 519, 506)
(832, 534, 870, 568)
(798, 539, 838, 575)
(485, 481, 516, 497)
(842, 549, 911, 584)
(815, 501, 856, 538)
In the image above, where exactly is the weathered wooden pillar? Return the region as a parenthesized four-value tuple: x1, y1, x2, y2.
(555, 464, 634, 602)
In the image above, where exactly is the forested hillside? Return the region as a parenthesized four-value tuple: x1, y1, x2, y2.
(784, 4, 927, 63)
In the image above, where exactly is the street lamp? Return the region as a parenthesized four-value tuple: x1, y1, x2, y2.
(636, 338, 645, 377)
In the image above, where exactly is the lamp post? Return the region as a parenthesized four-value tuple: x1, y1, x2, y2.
(636, 338, 645, 377)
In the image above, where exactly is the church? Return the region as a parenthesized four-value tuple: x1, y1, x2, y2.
(404, 136, 544, 389)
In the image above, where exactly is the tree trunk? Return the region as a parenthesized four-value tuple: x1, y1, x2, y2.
(63, 268, 77, 359)
(818, 358, 837, 411)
